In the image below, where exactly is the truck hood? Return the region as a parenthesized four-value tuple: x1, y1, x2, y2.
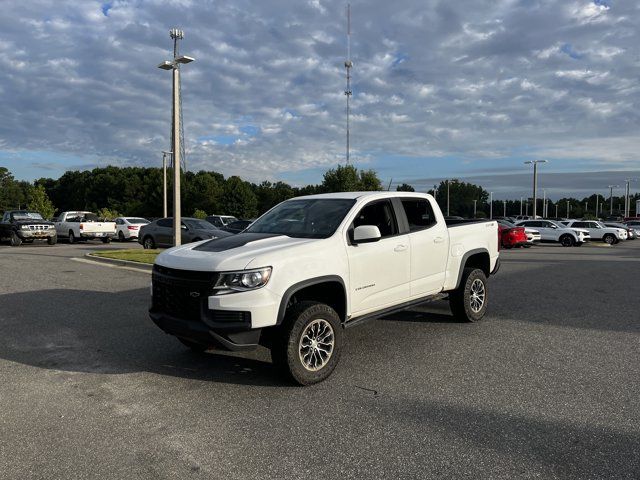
(155, 232, 317, 271)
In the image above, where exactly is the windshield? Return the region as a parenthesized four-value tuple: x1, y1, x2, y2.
(186, 219, 216, 230)
(126, 217, 149, 224)
(246, 198, 356, 239)
(11, 211, 44, 221)
(497, 220, 516, 228)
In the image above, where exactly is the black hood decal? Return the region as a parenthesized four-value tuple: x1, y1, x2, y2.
(193, 233, 284, 252)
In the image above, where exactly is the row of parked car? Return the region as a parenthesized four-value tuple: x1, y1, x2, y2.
(493, 216, 640, 248)
(0, 209, 251, 247)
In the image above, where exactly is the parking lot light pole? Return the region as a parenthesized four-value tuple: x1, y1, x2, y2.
(542, 189, 546, 218)
(473, 199, 477, 217)
(555, 203, 558, 218)
(158, 28, 194, 246)
(567, 200, 570, 218)
(490, 193, 494, 219)
(503, 200, 506, 217)
(524, 160, 547, 218)
(446, 180, 450, 216)
(520, 196, 523, 215)
(595, 194, 599, 218)
(161, 151, 172, 218)
(607, 185, 618, 215)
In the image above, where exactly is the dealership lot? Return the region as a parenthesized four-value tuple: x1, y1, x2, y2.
(0, 242, 639, 479)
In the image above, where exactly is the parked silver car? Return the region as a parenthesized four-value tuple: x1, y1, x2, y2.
(138, 217, 231, 249)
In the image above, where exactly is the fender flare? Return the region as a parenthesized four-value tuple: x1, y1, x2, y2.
(276, 275, 347, 325)
(453, 248, 490, 290)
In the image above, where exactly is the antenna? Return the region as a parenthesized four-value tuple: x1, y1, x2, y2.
(344, 4, 353, 165)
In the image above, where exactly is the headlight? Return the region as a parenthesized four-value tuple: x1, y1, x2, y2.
(214, 267, 272, 293)
(48, 225, 55, 230)
(20, 225, 31, 230)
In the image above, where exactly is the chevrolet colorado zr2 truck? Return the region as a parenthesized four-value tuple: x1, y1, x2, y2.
(150, 192, 500, 385)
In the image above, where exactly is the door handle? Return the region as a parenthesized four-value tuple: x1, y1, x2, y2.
(394, 244, 408, 252)
(433, 237, 445, 244)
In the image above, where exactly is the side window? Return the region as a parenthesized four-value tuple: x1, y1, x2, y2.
(157, 219, 172, 228)
(573, 222, 587, 228)
(1, 213, 8, 222)
(352, 200, 398, 238)
(401, 199, 437, 232)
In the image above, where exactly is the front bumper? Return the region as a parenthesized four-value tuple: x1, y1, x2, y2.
(150, 264, 281, 350)
(17, 230, 56, 240)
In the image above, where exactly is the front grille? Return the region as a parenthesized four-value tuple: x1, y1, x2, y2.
(151, 266, 217, 321)
(26, 225, 49, 231)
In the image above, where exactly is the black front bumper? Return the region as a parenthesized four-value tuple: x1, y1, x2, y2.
(149, 264, 261, 351)
(150, 311, 261, 351)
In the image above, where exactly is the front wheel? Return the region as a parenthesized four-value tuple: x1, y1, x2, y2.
(47, 236, 57, 246)
(271, 301, 343, 386)
(603, 234, 616, 245)
(449, 268, 488, 322)
(559, 234, 574, 247)
(10, 232, 22, 247)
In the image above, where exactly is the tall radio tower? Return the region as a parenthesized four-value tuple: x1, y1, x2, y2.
(344, 4, 353, 165)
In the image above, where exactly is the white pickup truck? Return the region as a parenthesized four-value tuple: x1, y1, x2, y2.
(54, 211, 116, 244)
(150, 192, 500, 385)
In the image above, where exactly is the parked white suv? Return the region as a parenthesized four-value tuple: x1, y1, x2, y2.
(150, 192, 500, 385)
(516, 220, 589, 247)
(562, 220, 627, 244)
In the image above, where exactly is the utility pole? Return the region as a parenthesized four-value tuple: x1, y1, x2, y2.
(446, 180, 450, 216)
(524, 160, 547, 218)
(344, 4, 352, 165)
(489, 192, 493, 219)
(473, 199, 477, 218)
(607, 184, 618, 216)
(158, 28, 194, 246)
(161, 151, 171, 218)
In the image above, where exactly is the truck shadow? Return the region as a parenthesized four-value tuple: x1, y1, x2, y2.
(0, 288, 290, 387)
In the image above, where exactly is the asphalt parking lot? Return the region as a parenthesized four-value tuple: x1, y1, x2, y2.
(0, 240, 639, 479)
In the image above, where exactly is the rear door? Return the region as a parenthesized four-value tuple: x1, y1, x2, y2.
(398, 197, 448, 297)
(346, 199, 411, 315)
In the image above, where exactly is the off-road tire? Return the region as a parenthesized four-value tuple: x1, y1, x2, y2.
(449, 267, 488, 322)
(271, 301, 343, 386)
(560, 234, 574, 247)
(10, 232, 22, 247)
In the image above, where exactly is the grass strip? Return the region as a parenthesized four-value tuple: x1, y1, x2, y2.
(91, 249, 161, 264)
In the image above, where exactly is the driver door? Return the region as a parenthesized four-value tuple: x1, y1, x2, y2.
(347, 199, 411, 315)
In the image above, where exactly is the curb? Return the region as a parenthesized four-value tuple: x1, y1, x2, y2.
(84, 253, 153, 272)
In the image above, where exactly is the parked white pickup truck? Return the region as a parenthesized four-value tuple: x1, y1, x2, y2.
(150, 192, 500, 385)
(54, 211, 116, 243)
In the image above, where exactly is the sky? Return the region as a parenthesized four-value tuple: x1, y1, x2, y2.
(0, 0, 639, 199)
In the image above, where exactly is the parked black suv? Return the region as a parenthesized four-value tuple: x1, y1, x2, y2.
(0, 210, 57, 246)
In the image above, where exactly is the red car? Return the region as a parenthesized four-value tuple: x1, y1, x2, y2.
(498, 223, 528, 248)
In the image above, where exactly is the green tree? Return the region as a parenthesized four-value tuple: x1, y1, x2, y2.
(27, 184, 56, 219)
(321, 165, 382, 192)
(221, 176, 258, 218)
(396, 183, 415, 192)
(434, 179, 489, 218)
(96, 207, 121, 220)
(192, 209, 207, 219)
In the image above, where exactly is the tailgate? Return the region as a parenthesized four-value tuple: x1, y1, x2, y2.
(80, 222, 116, 234)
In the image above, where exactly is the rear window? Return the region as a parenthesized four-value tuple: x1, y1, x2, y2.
(401, 199, 437, 232)
(126, 218, 149, 224)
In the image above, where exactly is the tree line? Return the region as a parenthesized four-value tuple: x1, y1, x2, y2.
(1, 165, 637, 220)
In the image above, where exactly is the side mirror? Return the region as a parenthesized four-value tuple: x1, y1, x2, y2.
(181, 224, 188, 230)
(551, 224, 557, 229)
(353, 225, 382, 244)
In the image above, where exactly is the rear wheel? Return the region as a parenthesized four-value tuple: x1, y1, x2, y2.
(603, 234, 616, 245)
(449, 268, 488, 322)
(101, 237, 111, 244)
(143, 236, 155, 249)
(118, 231, 125, 242)
(559, 234, 574, 247)
(10, 232, 22, 247)
(68, 231, 75, 244)
(271, 301, 343, 386)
